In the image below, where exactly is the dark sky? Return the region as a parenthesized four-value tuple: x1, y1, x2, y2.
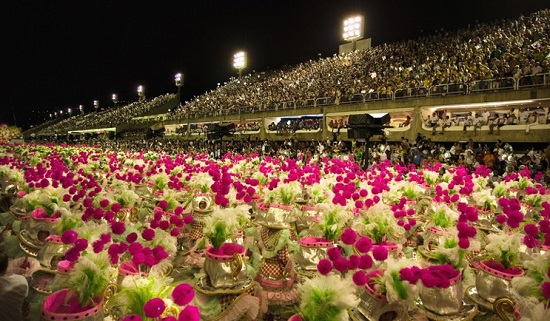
(1, 0, 548, 130)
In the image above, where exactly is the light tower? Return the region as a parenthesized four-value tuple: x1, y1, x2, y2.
(233, 51, 247, 77)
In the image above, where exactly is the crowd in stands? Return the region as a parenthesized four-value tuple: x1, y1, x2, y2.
(425, 106, 550, 135)
(35, 94, 175, 135)
(0, 124, 22, 143)
(170, 9, 550, 119)
(267, 118, 322, 134)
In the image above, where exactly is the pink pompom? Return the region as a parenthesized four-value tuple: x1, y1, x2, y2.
(355, 236, 373, 253)
(358, 254, 373, 270)
(178, 305, 200, 321)
(172, 283, 195, 306)
(143, 298, 165, 318)
(372, 246, 389, 261)
(61, 230, 78, 244)
(352, 270, 368, 286)
(341, 228, 357, 245)
(121, 314, 142, 321)
(317, 259, 333, 275)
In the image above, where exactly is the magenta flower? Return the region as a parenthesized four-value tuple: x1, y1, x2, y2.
(142, 228, 155, 241)
(74, 238, 88, 251)
(64, 247, 81, 262)
(327, 247, 341, 261)
(372, 246, 389, 261)
(126, 232, 138, 243)
(111, 203, 122, 212)
(100, 199, 110, 208)
(333, 257, 349, 273)
(340, 228, 357, 245)
(352, 270, 368, 286)
(172, 283, 195, 306)
(61, 230, 78, 244)
(143, 298, 166, 318)
(121, 314, 142, 321)
(111, 221, 126, 235)
(355, 236, 373, 253)
(317, 259, 333, 275)
(178, 305, 200, 321)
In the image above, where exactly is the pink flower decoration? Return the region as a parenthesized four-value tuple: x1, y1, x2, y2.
(355, 236, 373, 253)
(64, 247, 81, 262)
(542, 282, 550, 300)
(333, 257, 349, 273)
(61, 230, 78, 244)
(372, 246, 389, 261)
(111, 203, 122, 212)
(142, 228, 155, 241)
(172, 283, 195, 306)
(183, 215, 194, 225)
(340, 228, 357, 245)
(352, 270, 368, 286)
(178, 305, 200, 321)
(126, 232, 138, 243)
(121, 314, 142, 321)
(358, 254, 373, 270)
(327, 247, 341, 261)
(317, 259, 333, 275)
(111, 221, 126, 235)
(524, 224, 539, 237)
(100, 199, 110, 208)
(143, 298, 166, 318)
(74, 238, 88, 251)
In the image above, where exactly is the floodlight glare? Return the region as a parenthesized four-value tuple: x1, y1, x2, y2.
(137, 85, 143, 94)
(343, 15, 364, 41)
(233, 51, 247, 70)
(175, 73, 183, 87)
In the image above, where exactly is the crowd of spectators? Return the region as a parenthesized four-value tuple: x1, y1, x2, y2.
(35, 94, 175, 134)
(170, 9, 550, 119)
(41, 133, 549, 184)
(0, 124, 22, 143)
(425, 107, 550, 135)
(267, 118, 322, 134)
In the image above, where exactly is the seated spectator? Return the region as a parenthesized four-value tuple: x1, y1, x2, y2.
(0, 253, 29, 321)
(401, 115, 411, 127)
(428, 112, 439, 135)
(440, 115, 453, 134)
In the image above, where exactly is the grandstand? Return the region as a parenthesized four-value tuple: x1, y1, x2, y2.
(25, 9, 550, 145)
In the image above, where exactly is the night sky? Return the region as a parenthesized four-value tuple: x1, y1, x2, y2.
(1, 0, 548, 130)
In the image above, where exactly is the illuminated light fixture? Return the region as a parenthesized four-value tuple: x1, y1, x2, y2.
(343, 16, 364, 41)
(175, 73, 183, 87)
(112, 94, 118, 102)
(233, 51, 247, 70)
(137, 85, 143, 95)
(434, 100, 535, 110)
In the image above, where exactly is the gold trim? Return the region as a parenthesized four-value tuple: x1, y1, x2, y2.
(17, 232, 41, 257)
(494, 297, 515, 321)
(195, 277, 255, 296)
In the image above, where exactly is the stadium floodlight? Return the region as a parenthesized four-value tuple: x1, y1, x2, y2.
(137, 85, 144, 101)
(112, 93, 118, 107)
(175, 73, 183, 104)
(175, 73, 183, 87)
(233, 51, 247, 77)
(343, 16, 364, 42)
(68, 107, 72, 115)
(93, 100, 99, 111)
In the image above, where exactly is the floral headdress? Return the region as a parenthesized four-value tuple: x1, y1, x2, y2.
(202, 204, 249, 250)
(66, 251, 115, 306)
(311, 203, 354, 241)
(296, 274, 359, 321)
(484, 231, 523, 268)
